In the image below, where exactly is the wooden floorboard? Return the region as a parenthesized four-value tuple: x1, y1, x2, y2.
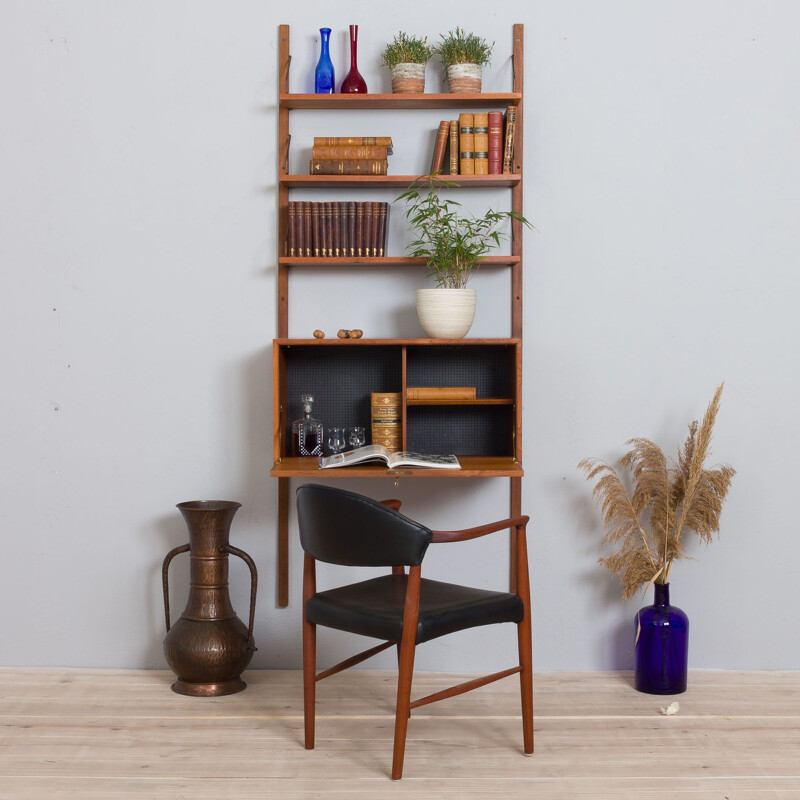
(1, 669, 799, 799)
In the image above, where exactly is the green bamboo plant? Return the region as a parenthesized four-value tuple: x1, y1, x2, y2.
(579, 384, 735, 600)
(395, 176, 530, 289)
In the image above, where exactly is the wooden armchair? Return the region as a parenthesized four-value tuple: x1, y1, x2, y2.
(296, 483, 533, 780)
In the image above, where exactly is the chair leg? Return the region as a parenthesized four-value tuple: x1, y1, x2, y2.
(303, 616, 316, 750)
(391, 634, 416, 780)
(517, 618, 534, 754)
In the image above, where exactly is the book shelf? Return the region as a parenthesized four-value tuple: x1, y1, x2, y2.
(271, 24, 524, 606)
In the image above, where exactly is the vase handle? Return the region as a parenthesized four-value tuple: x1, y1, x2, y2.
(161, 543, 190, 633)
(226, 545, 259, 651)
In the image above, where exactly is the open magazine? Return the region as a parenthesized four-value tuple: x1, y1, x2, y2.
(319, 445, 460, 470)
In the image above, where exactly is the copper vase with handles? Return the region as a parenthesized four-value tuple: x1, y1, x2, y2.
(162, 501, 258, 696)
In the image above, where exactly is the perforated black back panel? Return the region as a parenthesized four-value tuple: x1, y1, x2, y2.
(285, 346, 401, 446)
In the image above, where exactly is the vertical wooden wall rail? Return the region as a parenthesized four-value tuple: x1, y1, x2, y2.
(509, 23, 524, 591)
(277, 24, 291, 607)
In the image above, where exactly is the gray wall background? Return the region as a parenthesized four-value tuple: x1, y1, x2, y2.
(2, 1, 798, 672)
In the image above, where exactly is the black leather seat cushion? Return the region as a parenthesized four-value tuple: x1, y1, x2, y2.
(306, 574, 524, 644)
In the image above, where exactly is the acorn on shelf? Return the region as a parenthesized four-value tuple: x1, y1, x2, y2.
(313, 330, 325, 339)
(337, 329, 363, 339)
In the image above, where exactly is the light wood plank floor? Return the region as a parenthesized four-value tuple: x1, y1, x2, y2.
(1, 668, 799, 799)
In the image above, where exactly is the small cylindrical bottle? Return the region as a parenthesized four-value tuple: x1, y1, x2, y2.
(314, 28, 335, 94)
(292, 394, 324, 456)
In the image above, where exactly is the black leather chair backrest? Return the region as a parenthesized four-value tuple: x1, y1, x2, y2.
(296, 484, 432, 567)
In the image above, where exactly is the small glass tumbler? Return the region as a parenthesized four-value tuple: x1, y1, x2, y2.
(348, 426, 366, 450)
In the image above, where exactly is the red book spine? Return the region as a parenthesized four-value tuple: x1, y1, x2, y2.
(364, 201, 374, 257)
(332, 202, 341, 257)
(303, 201, 312, 257)
(311, 145, 389, 160)
(320, 202, 329, 257)
(311, 203, 321, 257)
(347, 201, 356, 257)
(340, 201, 349, 258)
(488, 111, 503, 175)
(287, 201, 296, 256)
(355, 202, 365, 257)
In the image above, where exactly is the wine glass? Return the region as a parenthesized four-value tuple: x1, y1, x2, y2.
(327, 427, 346, 455)
(348, 426, 366, 451)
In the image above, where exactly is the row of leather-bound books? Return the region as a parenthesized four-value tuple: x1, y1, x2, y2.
(429, 107, 517, 176)
(286, 201, 390, 258)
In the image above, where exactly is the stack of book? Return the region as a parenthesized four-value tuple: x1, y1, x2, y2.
(429, 108, 516, 176)
(309, 136, 394, 176)
(286, 201, 390, 258)
(371, 392, 401, 451)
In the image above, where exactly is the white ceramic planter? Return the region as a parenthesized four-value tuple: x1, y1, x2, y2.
(391, 62, 426, 93)
(446, 63, 482, 93)
(416, 288, 477, 339)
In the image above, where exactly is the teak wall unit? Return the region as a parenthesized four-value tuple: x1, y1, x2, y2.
(272, 24, 524, 606)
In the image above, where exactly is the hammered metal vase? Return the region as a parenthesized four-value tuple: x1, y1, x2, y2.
(162, 501, 258, 696)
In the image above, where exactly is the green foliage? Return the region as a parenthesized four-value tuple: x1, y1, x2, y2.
(381, 32, 433, 68)
(435, 27, 494, 69)
(395, 176, 530, 289)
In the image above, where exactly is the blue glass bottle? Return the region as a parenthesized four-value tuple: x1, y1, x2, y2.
(315, 28, 335, 94)
(634, 583, 689, 695)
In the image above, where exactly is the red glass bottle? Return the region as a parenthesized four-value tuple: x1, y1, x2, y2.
(341, 24, 367, 93)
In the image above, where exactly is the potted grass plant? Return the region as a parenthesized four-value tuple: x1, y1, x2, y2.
(396, 176, 530, 338)
(381, 32, 433, 93)
(579, 384, 735, 694)
(435, 27, 494, 93)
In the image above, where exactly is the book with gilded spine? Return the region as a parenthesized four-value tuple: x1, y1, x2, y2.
(371, 392, 402, 450)
(473, 113, 489, 175)
(310, 159, 388, 175)
(488, 111, 503, 174)
(303, 200, 314, 258)
(449, 120, 459, 174)
(347, 201, 356, 256)
(313, 136, 393, 155)
(311, 203, 321, 257)
(287, 201, 297, 256)
(332, 202, 341, 257)
(502, 105, 516, 174)
(311, 145, 390, 160)
(458, 112, 475, 175)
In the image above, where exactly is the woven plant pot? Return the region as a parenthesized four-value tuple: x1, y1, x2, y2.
(446, 63, 482, 93)
(416, 288, 477, 339)
(391, 62, 426, 93)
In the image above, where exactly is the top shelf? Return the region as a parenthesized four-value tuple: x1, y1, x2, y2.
(279, 92, 522, 110)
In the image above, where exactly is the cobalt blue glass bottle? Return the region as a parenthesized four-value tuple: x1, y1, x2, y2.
(314, 28, 335, 94)
(634, 583, 689, 695)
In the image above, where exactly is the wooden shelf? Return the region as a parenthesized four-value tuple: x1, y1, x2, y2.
(270, 456, 523, 478)
(406, 398, 514, 406)
(279, 92, 522, 110)
(275, 337, 521, 346)
(280, 174, 521, 189)
(279, 255, 520, 268)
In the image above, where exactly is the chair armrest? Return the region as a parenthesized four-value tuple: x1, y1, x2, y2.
(431, 515, 529, 543)
(380, 498, 402, 511)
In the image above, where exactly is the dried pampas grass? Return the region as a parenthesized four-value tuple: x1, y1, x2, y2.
(579, 384, 735, 600)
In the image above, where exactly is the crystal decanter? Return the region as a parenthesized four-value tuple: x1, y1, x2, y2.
(292, 394, 324, 457)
